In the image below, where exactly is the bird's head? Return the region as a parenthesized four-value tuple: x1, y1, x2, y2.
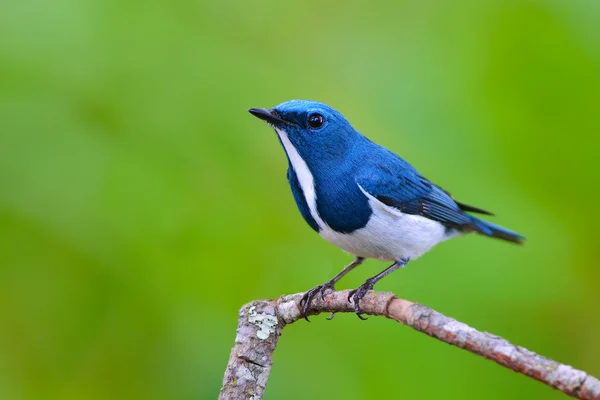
(249, 100, 360, 165)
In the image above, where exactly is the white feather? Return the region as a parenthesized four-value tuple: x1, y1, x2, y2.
(275, 127, 326, 228)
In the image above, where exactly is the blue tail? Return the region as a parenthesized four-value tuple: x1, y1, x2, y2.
(470, 217, 525, 244)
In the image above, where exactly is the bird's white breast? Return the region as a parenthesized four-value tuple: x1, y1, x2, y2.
(333, 187, 457, 260)
(275, 127, 457, 261)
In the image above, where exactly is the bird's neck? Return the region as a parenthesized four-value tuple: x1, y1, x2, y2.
(277, 129, 370, 233)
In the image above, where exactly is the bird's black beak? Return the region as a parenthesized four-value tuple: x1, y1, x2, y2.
(248, 108, 290, 126)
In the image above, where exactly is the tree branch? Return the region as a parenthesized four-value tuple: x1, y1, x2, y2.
(219, 290, 600, 400)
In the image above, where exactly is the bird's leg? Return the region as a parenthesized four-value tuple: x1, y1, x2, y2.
(300, 257, 364, 321)
(348, 258, 409, 320)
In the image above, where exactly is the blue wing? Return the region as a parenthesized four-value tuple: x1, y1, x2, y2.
(357, 164, 483, 231)
(353, 142, 524, 243)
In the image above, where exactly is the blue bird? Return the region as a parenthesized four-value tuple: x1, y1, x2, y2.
(249, 100, 524, 319)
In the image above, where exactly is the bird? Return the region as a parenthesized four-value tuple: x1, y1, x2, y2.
(248, 100, 524, 320)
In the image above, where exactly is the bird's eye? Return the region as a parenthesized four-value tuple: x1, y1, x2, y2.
(307, 113, 325, 129)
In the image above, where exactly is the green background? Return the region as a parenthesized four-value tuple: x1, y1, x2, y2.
(1, 0, 599, 399)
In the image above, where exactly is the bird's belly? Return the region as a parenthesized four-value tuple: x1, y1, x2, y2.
(319, 208, 456, 261)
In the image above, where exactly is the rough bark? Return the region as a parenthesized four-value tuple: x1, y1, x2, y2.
(219, 290, 600, 400)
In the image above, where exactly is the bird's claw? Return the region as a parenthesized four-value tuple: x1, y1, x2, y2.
(299, 281, 336, 321)
(347, 281, 375, 320)
(320, 281, 336, 301)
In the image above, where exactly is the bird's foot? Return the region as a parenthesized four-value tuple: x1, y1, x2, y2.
(299, 280, 336, 321)
(347, 280, 376, 320)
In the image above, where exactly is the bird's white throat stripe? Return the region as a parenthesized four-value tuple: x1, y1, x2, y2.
(275, 128, 326, 228)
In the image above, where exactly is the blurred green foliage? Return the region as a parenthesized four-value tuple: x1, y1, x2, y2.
(1, 0, 599, 398)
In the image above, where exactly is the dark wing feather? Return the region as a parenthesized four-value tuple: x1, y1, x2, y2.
(434, 184, 495, 216)
(358, 166, 480, 230)
(454, 201, 494, 216)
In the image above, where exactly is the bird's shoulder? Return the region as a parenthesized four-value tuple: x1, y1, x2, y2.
(355, 147, 432, 203)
